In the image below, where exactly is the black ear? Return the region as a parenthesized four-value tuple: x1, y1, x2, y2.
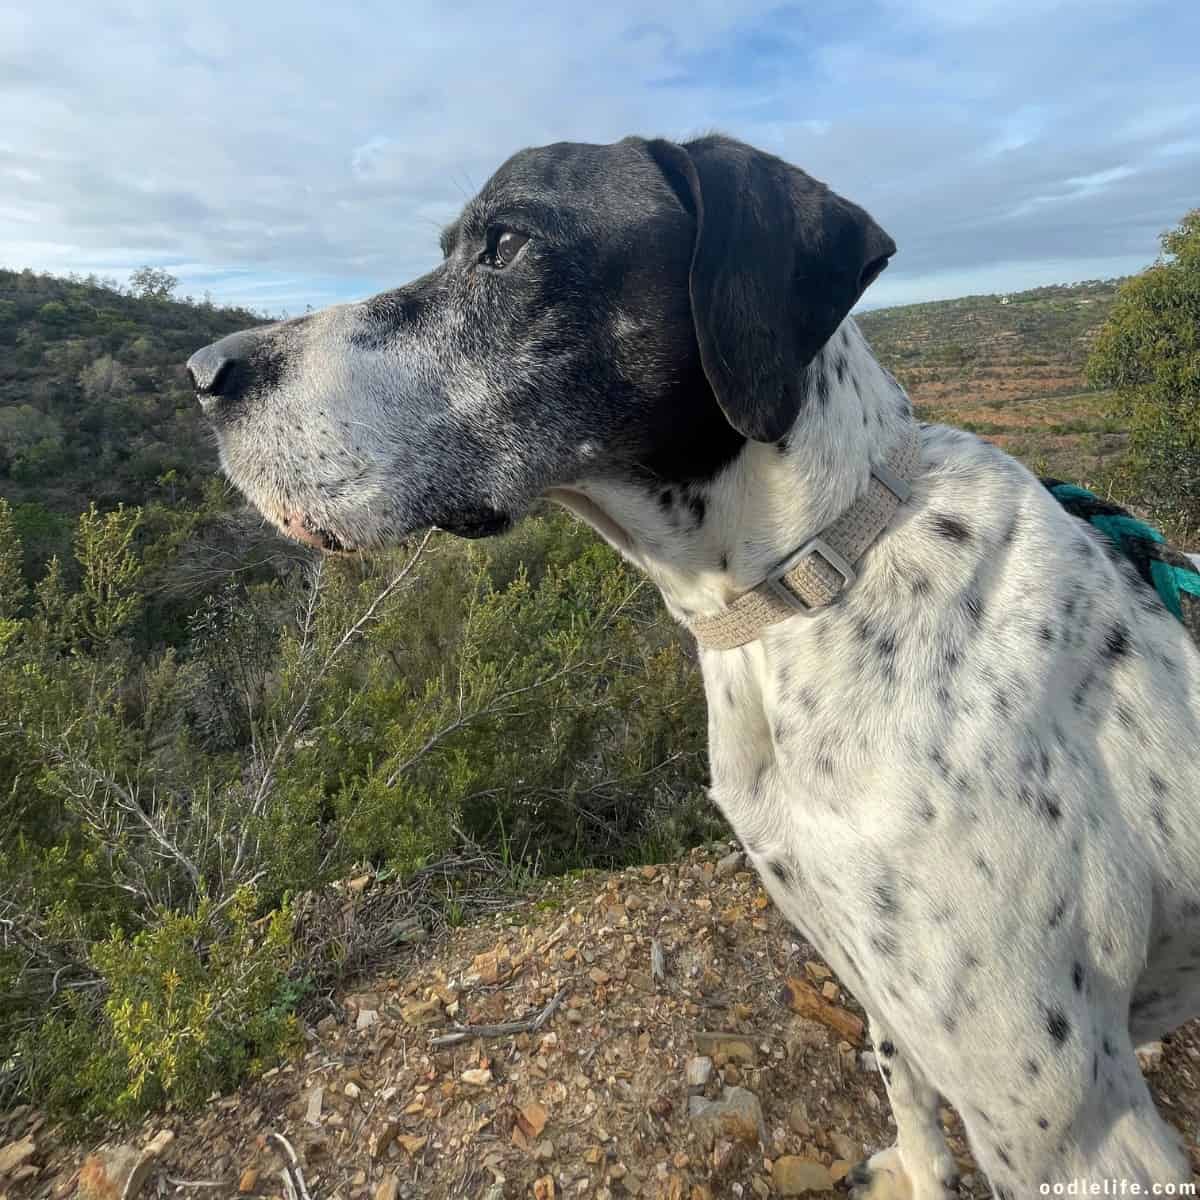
(644, 135, 896, 443)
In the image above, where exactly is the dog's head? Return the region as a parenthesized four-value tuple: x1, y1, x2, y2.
(187, 135, 894, 552)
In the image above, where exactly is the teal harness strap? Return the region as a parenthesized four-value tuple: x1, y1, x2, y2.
(1044, 481, 1200, 628)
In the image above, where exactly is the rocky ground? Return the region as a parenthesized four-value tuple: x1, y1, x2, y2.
(4, 844, 1199, 1200)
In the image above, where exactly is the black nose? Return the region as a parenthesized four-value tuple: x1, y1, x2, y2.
(186, 329, 262, 406)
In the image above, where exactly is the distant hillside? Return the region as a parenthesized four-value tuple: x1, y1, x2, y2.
(858, 279, 1121, 408)
(0, 268, 266, 516)
(858, 279, 1126, 485)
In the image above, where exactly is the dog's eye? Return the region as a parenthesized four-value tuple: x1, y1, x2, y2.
(484, 228, 529, 269)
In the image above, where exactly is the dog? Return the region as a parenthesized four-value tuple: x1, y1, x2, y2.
(188, 134, 1200, 1196)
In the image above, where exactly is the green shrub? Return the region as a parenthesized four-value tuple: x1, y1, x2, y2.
(1088, 210, 1200, 539)
(0, 498, 711, 1121)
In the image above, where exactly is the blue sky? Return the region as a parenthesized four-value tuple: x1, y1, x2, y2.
(2, 0, 1197, 315)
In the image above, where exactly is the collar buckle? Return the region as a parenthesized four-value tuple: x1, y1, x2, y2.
(763, 536, 857, 613)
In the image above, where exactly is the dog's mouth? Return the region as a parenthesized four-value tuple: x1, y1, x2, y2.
(280, 513, 354, 554)
(275, 506, 511, 552)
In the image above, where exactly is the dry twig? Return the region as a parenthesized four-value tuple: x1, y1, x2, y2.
(429, 985, 568, 1048)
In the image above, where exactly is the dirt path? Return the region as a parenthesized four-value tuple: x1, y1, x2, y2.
(5, 845, 1199, 1199)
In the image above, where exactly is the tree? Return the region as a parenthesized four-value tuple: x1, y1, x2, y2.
(128, 266, 179, 301)
(1088, 210, 1200, 533)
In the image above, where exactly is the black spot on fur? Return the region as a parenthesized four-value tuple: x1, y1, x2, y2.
(879, 1040, 895, 1057)
(776, 435, 790, 454)
(1104, 622, 1130, 660)
(769, 859, 792, 885)
(1046, 1007, 1070, 1044)
(1039, 792, 1062, 823)
(881, 1063, 893, 1082)
(688, 494, 707, 525)
(1049, 897, 1066, 928)
(873, 882, 899, 916)
(659, 489, 673, 510)
(964, 590, 984, 625)
(814, 368, 830, 408)
(719, 552, 729, 571)
(1026, 1058, 1040, 1079)
(1072, 962, 1084, 991)
(932, 514, 972, 543)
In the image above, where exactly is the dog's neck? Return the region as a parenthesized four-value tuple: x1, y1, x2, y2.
(549, 319, 914, 623)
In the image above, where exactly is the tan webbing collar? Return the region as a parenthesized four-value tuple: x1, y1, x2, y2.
(687, 423, 922, 650)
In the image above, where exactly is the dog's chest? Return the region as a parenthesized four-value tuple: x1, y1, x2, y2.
(695, 626, 902, 948)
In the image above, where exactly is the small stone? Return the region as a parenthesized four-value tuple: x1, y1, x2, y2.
(688, 1086, 765, 1148)
(772, 1156, 835, 1195)
(830, 1134, 862, 1163)
(356, 1008, 379, 1031)
(400, 998, 442, 1028)
(396, 1135, 427, 1155)
(0, 1136, 37, 1176)
(1137, 1041, 1165, 1073)
(374, 1174, 399, 1200)
(830, 1161, 852, 1183)
(238, 1168, 259, 1193)
(347, 873, 371, 895)
(821, 980, 839, 1001)
(716, 850, 745, 877)
(369, 1121, 400, 1159)
(305, 1087, 324, 1125)
(460, 1067, 493, 1086)
(472, 948, 506, 985)
(533, 1176, 556, 1200)
(344, 1081, 361, 1099)
(628, 970, 655, 993)
(566, 1009, 584, 1024)
(144, 1130, 174, 1158)
(78, 1147, 154, 1200)
(788, 1102, 811, 1137)
(518, 1102, 549, 1137)
(803, 961, 832, 983)
(693, 1033, 756, 1064)
(686, 1056, 714, 1091)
